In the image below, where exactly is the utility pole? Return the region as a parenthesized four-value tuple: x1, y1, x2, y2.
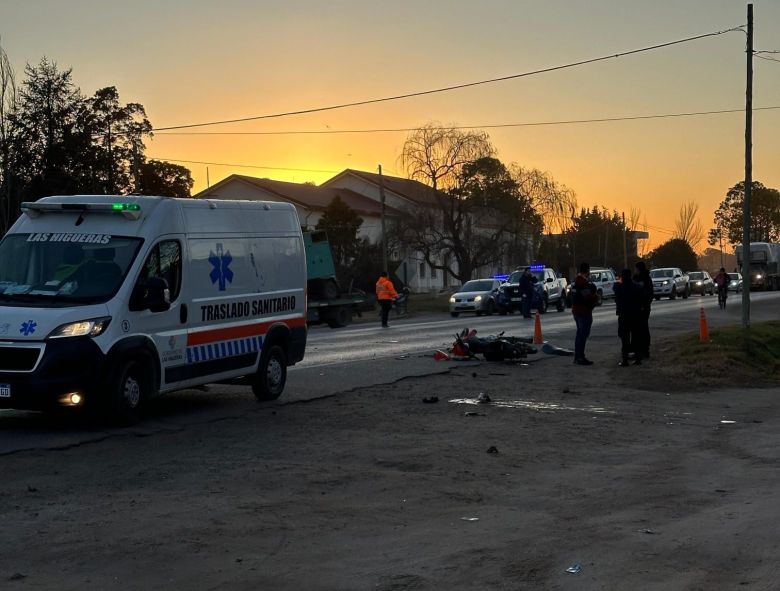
(622, 212, 628, 269)
(742, 3, 753, 329)
(603, 224, 608, 267)
(719, 230, 724, 268)
(206, 166, 210, 189)
(378, 164, 388, 273)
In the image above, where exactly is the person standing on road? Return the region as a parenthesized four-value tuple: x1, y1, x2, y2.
(714, 267, 729, 309)
(376, 271, 399, 328)
(613, 269, 642, 367)
(633, 261, 654, 361)
(519, 267, 536, 319)
(571, 262, 598, 365)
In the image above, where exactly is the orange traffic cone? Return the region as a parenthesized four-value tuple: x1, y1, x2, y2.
(699, 307, 709, 342)
(533, 311, 544, 344)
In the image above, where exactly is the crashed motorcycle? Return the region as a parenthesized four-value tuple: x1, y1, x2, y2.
(453, 328, 537, 362)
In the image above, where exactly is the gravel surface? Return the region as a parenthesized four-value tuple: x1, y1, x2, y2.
(2, 348, 779, 590)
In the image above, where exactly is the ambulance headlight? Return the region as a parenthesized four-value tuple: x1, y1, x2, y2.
(449, 296, 456, 303)
(756, 274, 762, 280)
(48, 317, 111, 339)
(696, 281, 702, 286)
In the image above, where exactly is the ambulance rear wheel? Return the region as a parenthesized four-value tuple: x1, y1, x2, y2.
(106, 358, 150, 425)
(253, 345, 287, 401)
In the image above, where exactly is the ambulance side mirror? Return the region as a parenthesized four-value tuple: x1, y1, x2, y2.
(146, 277, 171, 313)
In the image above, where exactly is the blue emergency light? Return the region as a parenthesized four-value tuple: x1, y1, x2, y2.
(492, 274, 510, 281)
(529, 264, 545, 271)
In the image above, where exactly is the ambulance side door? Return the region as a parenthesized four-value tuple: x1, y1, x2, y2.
(126, 237, 190, 391)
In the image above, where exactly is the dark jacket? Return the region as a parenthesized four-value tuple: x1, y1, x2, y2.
(634, 270, 654, 310)
(614, 280, 642, 316)
(519, 272, 535, 296)
(571, 275, 598, 316)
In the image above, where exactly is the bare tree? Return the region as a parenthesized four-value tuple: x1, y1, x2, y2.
(0, 40, 17, 233)
(398, 122, 493, 193)
(395, 125, 544, 282)
(674, 201, 704, 252)
(509, 165, 577, 234)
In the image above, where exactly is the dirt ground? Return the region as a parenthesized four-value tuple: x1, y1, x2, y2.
(2, 345, 780, 590)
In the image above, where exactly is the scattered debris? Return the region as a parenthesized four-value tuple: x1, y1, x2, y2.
(541, 342, 575, 356)
(396, 355, 409, 360)
(472, 372, 478, 378)
(9, 573, 27, 581)
(565, 564, 582, 574)
(460, 517, 479, 522)
(562, 387, 570, 393)
(486, 446, 499, 454)
(637, 528, 657, 535)
(720, 420, 737, 424)
(422, 396, 439, 404)
(477, 392, 491, 403)
(26, 485, 37, 493)
(464, 411, 486, 417)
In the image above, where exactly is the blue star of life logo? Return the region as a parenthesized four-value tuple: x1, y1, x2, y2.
(20, 320, 37, 336)
(208, 243, 234, 291)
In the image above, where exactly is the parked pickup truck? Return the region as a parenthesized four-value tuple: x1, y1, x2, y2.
(497, 265, 567, 314)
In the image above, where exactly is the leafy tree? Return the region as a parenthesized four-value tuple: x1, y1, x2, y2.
(395, 124, 544, 282)
(709, 181, 780, 246)
(562, 206, 633, 272)
(9, 58, 86, 200)
(647, 238, 697, 271)
(0, 55, 194, 233)
(139, 160, 193, 198)
(83, 86, 152, 194)
(315, 195, 364, 280)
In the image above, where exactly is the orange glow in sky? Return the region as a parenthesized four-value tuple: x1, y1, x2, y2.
(2, 0, 779, 250)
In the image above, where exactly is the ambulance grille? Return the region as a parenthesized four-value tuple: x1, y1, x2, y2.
(0, 347, 42, 372)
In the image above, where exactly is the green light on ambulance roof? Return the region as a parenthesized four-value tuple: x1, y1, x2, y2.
(112, 203, 141, 211)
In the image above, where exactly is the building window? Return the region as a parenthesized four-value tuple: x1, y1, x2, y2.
(431, 265, 437, 279)
(419, 262, 426, 278)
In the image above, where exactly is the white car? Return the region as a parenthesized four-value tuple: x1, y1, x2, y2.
(588, 268, 616, 305)
(727, 272, 743, 293)
(449, 279, 502, 317)
(650, 267, 689, 300)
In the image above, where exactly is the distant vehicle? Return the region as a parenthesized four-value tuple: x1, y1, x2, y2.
(650, 267, 689, 300)
(687, 271, 715, 296)
(727, 272, 743, 293)
(449, 279, 502, 317)
(588, 267, 617, 305)
(498, 266, 567, 314)
(735, 242, 780, 291)
(304, 231, 367, 328)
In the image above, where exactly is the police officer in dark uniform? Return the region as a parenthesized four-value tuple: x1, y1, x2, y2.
(633, 260, 654, 361)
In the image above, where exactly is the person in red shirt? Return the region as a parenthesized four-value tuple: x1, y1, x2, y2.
(571, 262, 598, 365)
(376, 271, 399, 328)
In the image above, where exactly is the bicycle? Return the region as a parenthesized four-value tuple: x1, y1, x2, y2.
(717, 286, 727, 310)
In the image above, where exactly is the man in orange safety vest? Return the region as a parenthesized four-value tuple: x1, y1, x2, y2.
(376, 271, 399, 328)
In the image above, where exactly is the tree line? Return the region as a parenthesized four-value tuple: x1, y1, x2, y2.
(0, 45, 193, 234)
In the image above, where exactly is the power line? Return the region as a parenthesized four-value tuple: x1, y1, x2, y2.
(153, 105, 780, 136)
(152, 25, 743, 132)
(755, 54, 780, 64)
(148, 157, 340, 174)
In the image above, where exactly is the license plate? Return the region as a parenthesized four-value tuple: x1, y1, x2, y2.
(0, 384, 10, 398)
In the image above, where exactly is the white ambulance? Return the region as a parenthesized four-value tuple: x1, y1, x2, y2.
(0, 195, 307, 423)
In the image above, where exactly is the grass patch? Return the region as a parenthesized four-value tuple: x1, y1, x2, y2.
(634, 321, 780, 391)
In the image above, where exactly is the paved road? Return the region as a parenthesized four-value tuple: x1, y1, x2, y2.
(301, 290, 780, 366)
(0, 291, 777, 454)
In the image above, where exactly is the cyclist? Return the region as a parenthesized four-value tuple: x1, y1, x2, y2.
(714, 267, 728, 309)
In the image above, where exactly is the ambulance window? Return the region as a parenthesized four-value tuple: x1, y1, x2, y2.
(139, 240, 182, 301)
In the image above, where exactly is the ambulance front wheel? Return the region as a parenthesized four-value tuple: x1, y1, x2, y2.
(252, 345, 287, 401)
(106, 357, 151, 425)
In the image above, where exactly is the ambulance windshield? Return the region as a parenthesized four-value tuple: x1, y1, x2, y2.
(0, 233, 143, 306)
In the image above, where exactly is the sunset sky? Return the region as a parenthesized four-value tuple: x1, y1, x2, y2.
(2, 0, 779, 249)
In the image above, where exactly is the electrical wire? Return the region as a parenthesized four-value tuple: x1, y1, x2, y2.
(755, 54, 780, 64)
(153, 106, 780, 136)
(148, 157, 340, 174)
(151, 25, 744, 132)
